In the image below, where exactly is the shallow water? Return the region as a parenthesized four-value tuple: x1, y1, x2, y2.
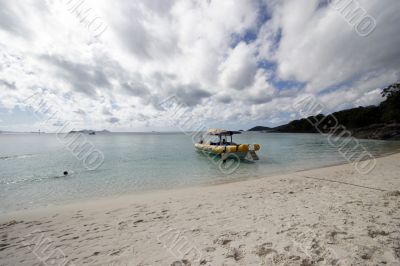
(1, 132, 399, 213)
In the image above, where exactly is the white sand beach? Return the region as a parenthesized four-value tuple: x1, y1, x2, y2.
(1, 153, 400, 266)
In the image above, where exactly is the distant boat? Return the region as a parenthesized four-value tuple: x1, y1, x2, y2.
(195, 129, 261, 161)
(89, 131, 96, 135)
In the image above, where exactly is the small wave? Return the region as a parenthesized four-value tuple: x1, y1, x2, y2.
(0, 154, 36, 160)
(52, 172, 74, 179)
(0, 172, 75, 185)
(0, 176, 44, 185)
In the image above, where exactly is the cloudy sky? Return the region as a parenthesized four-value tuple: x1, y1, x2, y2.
(0, 0, 399, 132)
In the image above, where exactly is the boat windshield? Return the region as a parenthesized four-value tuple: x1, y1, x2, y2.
(206, 136, 220, 145)
(204, 136, 237, 145)
(200, 129, 240, 145)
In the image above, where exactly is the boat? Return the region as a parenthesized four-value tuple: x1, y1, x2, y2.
(89, 131, 96, 135)
(194, 129, 261, 161)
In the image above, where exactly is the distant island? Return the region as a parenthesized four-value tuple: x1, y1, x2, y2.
(248, 126, 271, 132)
(69, 129, 111, 134)
(249, 82, 400, 140)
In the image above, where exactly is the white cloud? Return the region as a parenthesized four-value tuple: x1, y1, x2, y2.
(0, 0, 399, 131)
(272, 0, 400, 92)
(219, 42, 258, 90)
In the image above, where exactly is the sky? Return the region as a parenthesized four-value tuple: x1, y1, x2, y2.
(0, 0, 399, 132)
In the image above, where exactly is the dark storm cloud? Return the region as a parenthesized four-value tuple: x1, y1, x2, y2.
(122, 82, 150, 97)
(52, 121, 64, 127)
(74, 109, 86, 115)
(141, 0, 175, 15)
(217, 95, 233, 104)
(102, 107, 112, 116)
(151, 72, 177, 88)
(107, 117, 120, 124)
(145, 84, 211, 112)
(40, 55, 111, 97)
(174, 85, 212, 107)
(245, 94, 274, 105)
(316, 0, 329, 10)
(0, 79, 16, 90)
(119, 17, 151, 60)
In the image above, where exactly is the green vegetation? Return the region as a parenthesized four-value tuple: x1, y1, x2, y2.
(328, 82, 400, 129)
(381, 82, 400, 123)
(248, 126, 271, 131)
(250, 82, 400, 139)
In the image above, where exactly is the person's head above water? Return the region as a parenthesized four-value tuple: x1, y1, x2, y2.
(63, 171, 68, 176)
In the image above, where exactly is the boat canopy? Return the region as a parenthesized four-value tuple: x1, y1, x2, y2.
(207, 128, 242, 136)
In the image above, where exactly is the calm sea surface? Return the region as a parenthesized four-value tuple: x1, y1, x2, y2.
(1, 132, 400, 213)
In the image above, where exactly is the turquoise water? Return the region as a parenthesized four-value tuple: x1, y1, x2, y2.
(1, 132, 400, 213)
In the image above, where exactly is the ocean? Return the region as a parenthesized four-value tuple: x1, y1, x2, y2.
(1, 132, 400, 213)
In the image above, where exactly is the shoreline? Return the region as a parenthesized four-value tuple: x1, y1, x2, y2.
(2, 149, 399, 216)
(1, 153, 400, 265)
